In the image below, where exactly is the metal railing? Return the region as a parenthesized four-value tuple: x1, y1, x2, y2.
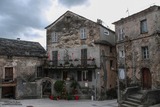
(43, 58, 96, 68)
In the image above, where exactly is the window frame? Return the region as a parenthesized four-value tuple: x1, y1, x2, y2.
(140, 19, 148, 34)
(142, 46, 149, 59)
(119, 50, 125, 58)
(80, 28, 87, 39)
(118, 28, 124, 41)
(52, 32, 58, 43)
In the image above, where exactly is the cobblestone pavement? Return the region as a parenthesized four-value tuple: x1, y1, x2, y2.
(0, 99, 118, 107)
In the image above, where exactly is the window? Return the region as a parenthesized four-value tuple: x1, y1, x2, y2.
(118, 28, 124, 41)
(104, 29, 109, 35)
(140, 19, 148, 33)
(142, 46, 149, 59)
(63, 71, 68, 80)
(52, 51, 58, 66)
(77, 70, 92, 81)
(81, 49, 87, 66)
(5, 67, 13, 81)
(77, 71, 82, 81)
(80, 28, 86, 39)
(37, 67, 43, 78)
(52, 32, 58, 42)
(119, 50, 125, 58)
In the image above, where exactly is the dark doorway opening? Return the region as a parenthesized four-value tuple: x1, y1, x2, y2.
(42, 80, 51, 97)
(2, 87, 15, 99)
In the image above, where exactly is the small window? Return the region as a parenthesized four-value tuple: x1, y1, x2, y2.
(118, 28, 124, 41)
(104, 29, 109, 35)
(140, 19, 148, 33)
(52, 32, 58, 42)
(142, 46, 149, 59)
(37, 67, 43, 78)
(119, 50, 125, 58)
(80, 28, 87, 39)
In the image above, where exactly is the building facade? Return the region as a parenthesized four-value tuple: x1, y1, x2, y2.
(113, 5, 160, 106)
(0, 38, 46, 99)
(42, 11, 117, 99)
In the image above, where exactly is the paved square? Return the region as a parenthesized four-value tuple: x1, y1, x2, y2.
(0, 99, 118, 107)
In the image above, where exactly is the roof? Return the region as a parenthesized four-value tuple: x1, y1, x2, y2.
(45, 10, 115, 33)
(113, 5, 160, 24)
(0, 38, 46, 57)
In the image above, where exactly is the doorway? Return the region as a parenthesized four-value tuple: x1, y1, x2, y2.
(42, 80, 51, 97)
(2, 87, 15, 98)
(142, 68, 151, 89)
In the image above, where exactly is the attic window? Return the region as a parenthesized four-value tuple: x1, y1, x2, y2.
(66, 16, 71, 22)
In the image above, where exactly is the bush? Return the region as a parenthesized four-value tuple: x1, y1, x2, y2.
(54, 80, 65, 94)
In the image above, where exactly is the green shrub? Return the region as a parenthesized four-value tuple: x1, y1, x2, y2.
(54, 80, 65, 94)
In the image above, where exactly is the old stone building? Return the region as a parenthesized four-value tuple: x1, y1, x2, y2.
(41, 11, 117, 99)
(113, 5, 160, 106)
(0, 38, 46, 99)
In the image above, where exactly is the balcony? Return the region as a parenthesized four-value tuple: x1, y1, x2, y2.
(43, 58, 97, 69)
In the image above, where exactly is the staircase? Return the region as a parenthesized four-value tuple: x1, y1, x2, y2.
(120, 90, 146, 107)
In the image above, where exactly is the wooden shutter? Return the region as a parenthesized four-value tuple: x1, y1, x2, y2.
(52, 51, 58, 66)
(81, 49, 87, 66)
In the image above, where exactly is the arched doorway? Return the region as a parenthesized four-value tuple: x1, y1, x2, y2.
(42, 80, 52, 97)
(141, 68, 151, 89)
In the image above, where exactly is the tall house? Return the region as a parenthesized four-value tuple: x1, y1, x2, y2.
(113, 5, 160, 89)
(44, 11, 117, 99)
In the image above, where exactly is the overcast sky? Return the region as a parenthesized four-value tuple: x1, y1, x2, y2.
(0, 0, 160, 48)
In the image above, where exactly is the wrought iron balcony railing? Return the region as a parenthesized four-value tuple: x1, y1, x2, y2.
(43, 58, 96, 68)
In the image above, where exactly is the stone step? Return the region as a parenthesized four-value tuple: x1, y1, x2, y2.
(129, 93, 143, 100)
(123, 100, 141, 106)
(126, 97, 141, 104)
(121, 103, 136, 107)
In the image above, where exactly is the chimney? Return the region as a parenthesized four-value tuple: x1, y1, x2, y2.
(97, 19, 102, 25)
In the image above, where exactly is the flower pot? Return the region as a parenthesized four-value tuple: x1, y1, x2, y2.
(75, 96, 79, 100)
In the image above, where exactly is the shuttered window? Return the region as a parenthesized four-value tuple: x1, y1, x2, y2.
(52, 51, 58, 66)
(81, 49, 87, 66)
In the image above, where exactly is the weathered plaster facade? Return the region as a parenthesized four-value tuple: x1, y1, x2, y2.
(113, 5, 160, 89)
(0, 38, 46, 99)
(44, 11, 117, 99)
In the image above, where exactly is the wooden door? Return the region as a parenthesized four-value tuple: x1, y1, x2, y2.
(142, 68, 151, 89)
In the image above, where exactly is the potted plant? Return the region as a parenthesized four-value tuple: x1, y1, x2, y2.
(70, 80, 80, 100)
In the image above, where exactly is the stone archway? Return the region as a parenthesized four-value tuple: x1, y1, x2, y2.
(41, 77, 54, 98)
(141, 68, 152, 90)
